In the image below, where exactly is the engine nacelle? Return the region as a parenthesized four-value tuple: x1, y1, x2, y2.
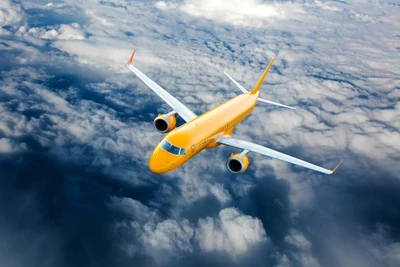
(226, 153, 249, 173)
(153, 113, 177, 133)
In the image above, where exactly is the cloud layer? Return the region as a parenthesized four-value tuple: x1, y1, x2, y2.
(1, 0, 400, 266)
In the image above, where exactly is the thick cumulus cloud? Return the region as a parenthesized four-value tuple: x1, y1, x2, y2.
(1, 0, 400, 266)
(142, 219, 194, 262)
(195, 208, 267, 258)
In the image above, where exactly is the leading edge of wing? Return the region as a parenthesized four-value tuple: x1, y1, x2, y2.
(217, 137, 342, 175)
(126, 51, 197, 122)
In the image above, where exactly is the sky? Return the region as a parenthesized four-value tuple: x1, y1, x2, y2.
(0, 0, 400, 266)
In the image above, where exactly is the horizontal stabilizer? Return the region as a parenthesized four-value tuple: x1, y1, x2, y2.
(258, 97, 296, 110)
(224, 72, 248, 93)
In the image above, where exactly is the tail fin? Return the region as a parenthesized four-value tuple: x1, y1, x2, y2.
(251, 57, 275, 94)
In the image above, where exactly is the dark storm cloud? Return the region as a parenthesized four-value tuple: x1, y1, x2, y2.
(1, 0, 400, 266)
(0, 152, 163, 267)
(290, 168, 400, 267)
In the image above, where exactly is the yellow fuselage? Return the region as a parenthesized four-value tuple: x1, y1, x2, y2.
(148, 92, 259, 173)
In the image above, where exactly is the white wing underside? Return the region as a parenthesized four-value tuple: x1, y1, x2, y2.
(127, 64, 197, 122)
(217, 136, 333, 174)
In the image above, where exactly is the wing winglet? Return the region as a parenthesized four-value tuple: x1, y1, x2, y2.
(331, 159, 344, 174)
(127, 50, 136, 65)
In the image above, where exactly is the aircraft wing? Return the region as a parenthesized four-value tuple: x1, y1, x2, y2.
(217, 136, 342, 175)
(126, 51, 197, 122)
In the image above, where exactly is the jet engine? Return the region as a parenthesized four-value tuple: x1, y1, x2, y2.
(153, 113, 177, 133)
(226, 153, 249, 173)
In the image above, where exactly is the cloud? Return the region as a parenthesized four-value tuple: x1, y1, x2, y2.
(110, 196, 158, 223)
(142, 219, 194, 262)
(209, 183, 232, 205)
(155, 0, 284, 27)
(195, 208, 267, 258)
(285, 229, 321, 267)
(0, 138, 27, 153)
(1, 0, 400, 266)
(0, 0, 25, 31)
(22, 23, 85, 40)
(85, 10, 114, 27)
(285, 229, 311, 250)
(360, 225, 400, 267)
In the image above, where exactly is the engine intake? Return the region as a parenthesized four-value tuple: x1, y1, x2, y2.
(226, 153, 249, 173)
(153, 113, 177, 133)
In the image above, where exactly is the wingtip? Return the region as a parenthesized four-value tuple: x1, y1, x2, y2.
(127, 50, 136, 65)
(331, 159, 344, 174)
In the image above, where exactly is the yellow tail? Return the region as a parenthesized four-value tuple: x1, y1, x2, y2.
(250, 57, 275, 94)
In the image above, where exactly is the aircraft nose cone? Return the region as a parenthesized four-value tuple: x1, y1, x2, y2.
(148, 147, 170, 174)
(148, 147, 182, 174)
(148, 155, 164, 174)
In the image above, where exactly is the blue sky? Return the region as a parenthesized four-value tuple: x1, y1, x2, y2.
(0, 0, 400, 266)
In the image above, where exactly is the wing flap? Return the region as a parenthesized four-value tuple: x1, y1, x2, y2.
(217, 137, 337, 175)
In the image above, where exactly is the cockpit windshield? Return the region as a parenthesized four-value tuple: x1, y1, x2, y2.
(160, 140, 186, 156)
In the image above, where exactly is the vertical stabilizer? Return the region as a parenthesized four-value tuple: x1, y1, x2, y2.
(250, 57, 275, 94)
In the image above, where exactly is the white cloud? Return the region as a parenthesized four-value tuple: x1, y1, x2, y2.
(40, 24, 85, 40)
(1, 0, 400, 266)
(109, 197, 158, 223)
(285, 229, 312, 250)
(285, 229, 322, 267)
(85, 10, 114, 27)
(360, 225, 400, 267)
(209, 183, 232, 205)
(195, 207, 267, 258)
(142, 219, 194, 261)
(0, 138, 27, 153)
(154, 1, 176, 11)
(0, 0, 25, 30)
(314, 0, 341, 11)
(155, 0, 285, 27)
(51, 39, 132, 71)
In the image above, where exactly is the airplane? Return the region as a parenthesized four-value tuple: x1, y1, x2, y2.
(127, 50, 343, 175)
